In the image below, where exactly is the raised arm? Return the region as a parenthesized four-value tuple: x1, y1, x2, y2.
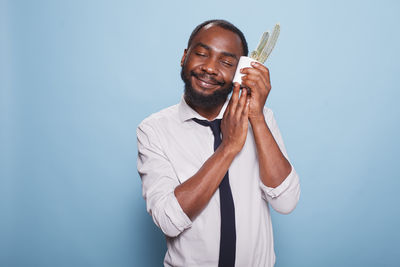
(175, 85, 249, 220)
(240, 62, 300, 213)
(241, 62, 290, 186)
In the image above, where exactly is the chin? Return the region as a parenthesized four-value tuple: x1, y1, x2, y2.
(181, 67, 232, 109)
(184, 81, 232, 109)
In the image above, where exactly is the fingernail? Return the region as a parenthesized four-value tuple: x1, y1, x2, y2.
(251, 62, 256, 66)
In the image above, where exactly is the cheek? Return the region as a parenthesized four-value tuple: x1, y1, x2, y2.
(185, 54, 203, 67)
(182, 59, 197, 74)
(185, 61, 201, 74)
(224, 69, 236, 82)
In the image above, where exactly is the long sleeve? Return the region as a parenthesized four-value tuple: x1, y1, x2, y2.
(259, 108, 301, 214)
(137, 122, 192, 237)
(137, 100, 299, 266)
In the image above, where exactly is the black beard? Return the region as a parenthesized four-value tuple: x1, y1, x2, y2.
(181, 68, 232, 109)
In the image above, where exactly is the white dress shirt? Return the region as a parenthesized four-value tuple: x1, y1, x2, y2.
(137, 96, 300, 267)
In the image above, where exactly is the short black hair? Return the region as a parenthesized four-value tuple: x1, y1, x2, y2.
(187, 19, 248, 56)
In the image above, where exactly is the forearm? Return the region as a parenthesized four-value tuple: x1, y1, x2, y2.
(174, 144, 236, 220)
(251, 115, 292, 188)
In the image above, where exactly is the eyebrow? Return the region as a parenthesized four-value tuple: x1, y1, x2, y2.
(195, 42, 239, 60)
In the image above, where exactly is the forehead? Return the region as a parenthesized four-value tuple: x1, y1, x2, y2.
(190, 25, 243, 56)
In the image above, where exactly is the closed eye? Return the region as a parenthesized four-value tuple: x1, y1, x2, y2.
(195, 52, 207, 57)
(221, 60, 234, 67)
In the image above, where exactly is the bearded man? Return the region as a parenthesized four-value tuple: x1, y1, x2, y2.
(137, 19, 300, 267)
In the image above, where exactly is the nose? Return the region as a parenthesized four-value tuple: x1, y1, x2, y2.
(201, 58, 218, 75)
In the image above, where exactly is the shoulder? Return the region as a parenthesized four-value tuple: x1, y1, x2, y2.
(137, 104, 180, 132)
(136, 103, 184, 151)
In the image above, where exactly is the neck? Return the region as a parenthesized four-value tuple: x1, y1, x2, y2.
(185, 96, 225, 121)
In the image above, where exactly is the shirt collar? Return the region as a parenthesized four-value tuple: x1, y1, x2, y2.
(178, 95, 229, 122)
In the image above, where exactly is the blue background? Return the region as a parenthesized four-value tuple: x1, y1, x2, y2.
(1, 0, 399, 266)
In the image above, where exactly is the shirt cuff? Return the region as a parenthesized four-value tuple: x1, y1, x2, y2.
(260, 165, 297, 199)
(164, 191, 192, 233)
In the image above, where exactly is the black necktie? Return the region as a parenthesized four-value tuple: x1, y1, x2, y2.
(193, 118, 236, 267)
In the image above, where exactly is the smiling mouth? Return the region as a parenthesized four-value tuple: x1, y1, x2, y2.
(192, 74, 224, 90)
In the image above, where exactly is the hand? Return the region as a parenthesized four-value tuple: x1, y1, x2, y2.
(240, 62, 271, 123)
(220, 83, 249, 155)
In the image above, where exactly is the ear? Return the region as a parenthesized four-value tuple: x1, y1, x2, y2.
(180, 49, 188, 67)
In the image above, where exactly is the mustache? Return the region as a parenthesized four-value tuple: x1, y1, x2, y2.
(190, 70, 225, 86)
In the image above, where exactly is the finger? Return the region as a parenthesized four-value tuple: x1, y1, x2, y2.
(241, 96, 250, 121)
(235, 88, 248, 120)
(251, 62, 270, 81)
(241, 62, 270, 86)
(224, 83, 239, 117)
(223, 99, 231, 117)
(242, 74, 268, 91)
(228, 82, 241, 114)
(240, 67, 268, 87)
(241, 78, 265, 97)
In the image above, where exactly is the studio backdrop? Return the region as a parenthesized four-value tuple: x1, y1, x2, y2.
(1, 0, 399, 266)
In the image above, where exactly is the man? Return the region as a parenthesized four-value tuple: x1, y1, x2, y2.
(137, 19, 300, 267)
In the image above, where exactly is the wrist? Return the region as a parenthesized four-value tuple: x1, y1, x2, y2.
(249, 113, 265, 125)
(219, 142, 239, 159)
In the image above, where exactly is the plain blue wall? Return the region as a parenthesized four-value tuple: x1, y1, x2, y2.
(1, 0, 399, 266)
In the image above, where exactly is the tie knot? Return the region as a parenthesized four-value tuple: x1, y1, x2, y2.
(192, 118, 221, 138)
